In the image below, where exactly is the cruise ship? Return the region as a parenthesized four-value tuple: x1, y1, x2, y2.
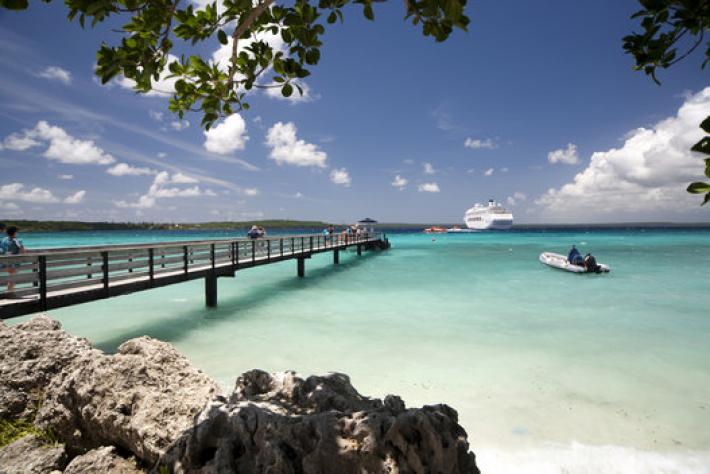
(463, 199, 514, 230)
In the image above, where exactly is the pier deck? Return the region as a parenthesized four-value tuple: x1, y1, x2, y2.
(0, 232, 389, 319)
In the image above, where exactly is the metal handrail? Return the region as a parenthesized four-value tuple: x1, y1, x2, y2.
(0, 232, 382, 259)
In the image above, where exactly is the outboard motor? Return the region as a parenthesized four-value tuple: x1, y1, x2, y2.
(584, 254, 601, 273)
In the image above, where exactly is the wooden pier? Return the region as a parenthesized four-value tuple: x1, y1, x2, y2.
(0, 232, 389, 319)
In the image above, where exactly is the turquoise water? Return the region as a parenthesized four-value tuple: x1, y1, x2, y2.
(9, 229, 710, 473)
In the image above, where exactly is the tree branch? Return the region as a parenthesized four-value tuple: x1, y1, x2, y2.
(226, 0, 275, 90)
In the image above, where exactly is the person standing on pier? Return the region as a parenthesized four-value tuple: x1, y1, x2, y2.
(1, 226, 25, 295)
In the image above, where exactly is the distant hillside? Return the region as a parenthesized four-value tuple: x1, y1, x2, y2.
(0, 220, 330, 233)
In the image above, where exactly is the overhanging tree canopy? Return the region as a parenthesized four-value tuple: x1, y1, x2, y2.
(0, 0, 469, 129)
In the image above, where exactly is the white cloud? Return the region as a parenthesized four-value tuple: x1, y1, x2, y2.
(37, 66, 72, 85)
(0, 183, 59, 203)
(500, 167, 509, 172)
(547, 143, 580, 165)
(203, 114, 248, 155)
(418, 182, 440, 193)
(170, 120, 190, 131)
(171, 172, 198, 184)
(1, 121, 114, 165)
(330, 168, 351, 187)
(157, 152, 167, 158)
(5, 202, 19, 210)
(464, 137, 497, 150)
(115, 54, 180, 97)
(64, 190, 86, 204)
(294, 192, 304, 198)
(423, 162, 435, 175)
(506, 192, 527, 206)
(265, 122, 327, 167)
(484, 168, 494, 176)
(149, 110, 164, 122)
(466, 168, 475, 174)
(243, 187, 259, 196)
(391, 175, 408, 190)
(536, 87, 710, 218)
(402, 159, 415, 165)
(113, 171, 206, 209)
(107, 163, 156, 177)
(57, 174, 74, 180)
(1, 133, 40, 151)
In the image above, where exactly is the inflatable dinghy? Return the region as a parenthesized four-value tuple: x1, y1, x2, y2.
(539, 252, 610, 273)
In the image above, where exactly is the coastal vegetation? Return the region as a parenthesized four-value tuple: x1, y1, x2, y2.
(0, 219, 330, 232)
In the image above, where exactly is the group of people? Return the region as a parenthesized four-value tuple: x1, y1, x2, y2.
(322, 224, 367, 242)
(567, 245, 601, 273)
(0, 223, 26, 295)
(247, 225, 267, 239)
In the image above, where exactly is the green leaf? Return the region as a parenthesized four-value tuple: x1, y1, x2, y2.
(705, 158, 710, 179)
(691, 137, 710, 155)
(363, 3, 374, 21)
(701, 116, 710, 134)
(687, 182, 710, 194)
(327, 11, 337, 24)
(217, 29, 228, 45)
(0, 0, 29, 9)
(703, 193, 710, 206)
(282, 83, 293, 97)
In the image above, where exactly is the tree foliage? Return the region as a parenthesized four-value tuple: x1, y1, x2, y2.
(623, 0, 710, 84)
(0, 0, 469, 129)
(686, 117, 710, 205)
(623, 0, 710, 205)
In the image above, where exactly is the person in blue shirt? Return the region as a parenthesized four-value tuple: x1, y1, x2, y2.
(567, 245, 583, 266)
(1, 226, 25, 295)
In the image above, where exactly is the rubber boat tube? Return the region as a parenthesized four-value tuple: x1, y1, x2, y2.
(539, 252, 610, 273)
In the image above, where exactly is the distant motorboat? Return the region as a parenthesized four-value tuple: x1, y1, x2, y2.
(464, 199, 513, 230)
(423, 226, 447, 234)
(446, 226, 477, 233)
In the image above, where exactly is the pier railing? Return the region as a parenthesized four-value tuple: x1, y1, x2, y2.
(0, 232, 387, 318)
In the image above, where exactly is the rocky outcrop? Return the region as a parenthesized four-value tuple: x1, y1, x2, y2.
(34, 336, 221, 464)
(0, 315, 479, 473)
(63, 446, 142, 473)
(0, 435, 67, 473)
(0, 315, 92, 419)
(161, 370, 479, 473)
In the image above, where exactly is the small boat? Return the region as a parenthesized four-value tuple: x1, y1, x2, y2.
(446, 226, 477, 233)
(539, 252, 610, 273)
(423, 226, 447, 234)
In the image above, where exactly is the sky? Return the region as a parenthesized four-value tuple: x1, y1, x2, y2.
(0, 0, 709, 224)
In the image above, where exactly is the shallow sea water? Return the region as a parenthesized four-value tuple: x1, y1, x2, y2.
(10, 229, 710, 473)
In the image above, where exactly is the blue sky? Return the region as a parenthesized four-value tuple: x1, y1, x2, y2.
(0, 0, 708, 224)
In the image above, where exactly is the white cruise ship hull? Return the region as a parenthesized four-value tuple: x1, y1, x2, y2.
(465, 218, 513, 230)
(463, 199, 514, 230)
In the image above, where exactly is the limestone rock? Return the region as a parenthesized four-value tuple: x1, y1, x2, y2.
(0, 314, 93, 419)
(0, 435, 67, 473)
(161, 370, 479, 473)
(63, 446, 143, 473)
(36, 337, 221, 464)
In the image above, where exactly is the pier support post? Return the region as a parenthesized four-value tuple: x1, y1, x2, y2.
(357, 245, 362, 256)
(297, 257, 305, 278)
(205, 274, 217, 307)
(333, 249, 340, 265)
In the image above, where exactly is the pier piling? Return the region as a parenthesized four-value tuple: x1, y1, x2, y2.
(205, 274, 217, 307)
(333, 250, 339, 264)
(297, 257, 305, 277)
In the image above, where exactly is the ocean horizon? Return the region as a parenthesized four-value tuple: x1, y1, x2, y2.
(6, 227, 710, 473)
